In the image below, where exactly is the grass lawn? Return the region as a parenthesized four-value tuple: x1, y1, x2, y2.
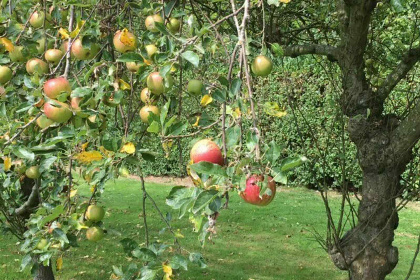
(0, 178, 419, 280)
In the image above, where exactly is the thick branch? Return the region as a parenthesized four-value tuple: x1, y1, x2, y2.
(283, 44, 339, 61)
(15, 183, 39, 216)
(377, 47, 420, 103)
(390, 99, 420, 160)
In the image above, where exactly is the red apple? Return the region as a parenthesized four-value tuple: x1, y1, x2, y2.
(45, 49, 64, 65)
(240, 175, 276, 206)
(43, 100, 72, 123)
(139, 105, 159, 123)
(29, 11, 45, 28)
(190, 139, 224, 165)
(113, 30, 137, 53)
(26, 58, 49, 75)
(43, 77, 71, 99)
(146, 72, 173, 95)
(71, 39, 100, 60)
(36, 114, 54, 129)
(145, 14, 164, 33)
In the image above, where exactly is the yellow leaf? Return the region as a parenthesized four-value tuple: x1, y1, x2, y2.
(120, 28, 136, 48)
(120, 142, 136, 154)
(143, 58, 152, 66)
(264, 102, 287, 118)
(74, 151, 103, 164)
(163, 264, 172, 279)
(280, 0, 291, 3)
(99, 146, 113, 157)
(200, 95, 213, 107)
(90, 185, 96, 193)
(174, 229, 184, 238)
(58, 28, 70, 39)
(118, 79, 131, 90)
(70, 20, 85, 38)
(70, 189, 78, 198)
(233, 107, 241, 119)
(192, 116, 200, 127)
(56, 256, 63, 271)
(81, 142, 89, 151)
(3, 157, 11, 171)
(0, 38, 14, 52)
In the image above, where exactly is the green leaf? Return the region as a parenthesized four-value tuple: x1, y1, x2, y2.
(390, 0, 405, 12)
(39, 156, 57, 173)
(52, 228, 69, 243)
(192, 190, 218, 214)
(170, 254, 188, 270)
(267, 0, 280, 7)
(265, 141, 282, 163)
(154, 22, 170, 35)
(167, 120, 188, 136)
(226, 126, 241, 149)
(280, 156, 308, 172)
(166, 186, 194, 209)
(190, 162, 227, 177)
(271, 43, 284, 56)
(271, 167, 288, 184)
(230, 78, 242, 97)
(13, 147, 35, 161)
(160, 100, 170, 127)
(147, 121, 159, 133)
(39, 205, 65, 227)
(20, 254, 32, 271)
(116, 52, 143, 62)
(181, 51, 200, 67)
(131, 248, 157, 261)
(189, 252, 207, 268)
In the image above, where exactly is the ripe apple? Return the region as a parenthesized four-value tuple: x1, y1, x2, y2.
(44, 101, 72, 123)
(167, 18, 181, 33)
(36, 114, 54, 129)
(29, 11, 45, 28)
(240, 175, 276, 206)
(187, 79, 203, 95)
(139, 105, 159, 123)
(146, 72, 173, 95)
(9, 46, 25, 62)
(190, 139, 224, 165)
(126, 62, 141, 73)
(36, 238, 48, 250)
(45, 49, 64, 65)
(0, 66, 12, 85)
(145, 14, 164, 32)
(71, 39, 100, 60)
(140, 88, 156, 104)
(86, 205, 105, 222)
(113, 30, 137, 53)
(25, 166, 40, 179)
(86, 226, 104, 242)
(26, 58, 49, 75)
(71, 97, 95, 112)
(60, 41, 75, 58)
(145, 44, 158, 58)
(43, 77, 71, 99)
(251, 55, 273, 77)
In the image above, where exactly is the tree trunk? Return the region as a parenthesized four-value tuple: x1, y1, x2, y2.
(330, 130, 405, 280)
(34, 261, 55, 280)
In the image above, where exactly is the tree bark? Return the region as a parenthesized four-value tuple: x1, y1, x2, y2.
(34, 261, 55, 280)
